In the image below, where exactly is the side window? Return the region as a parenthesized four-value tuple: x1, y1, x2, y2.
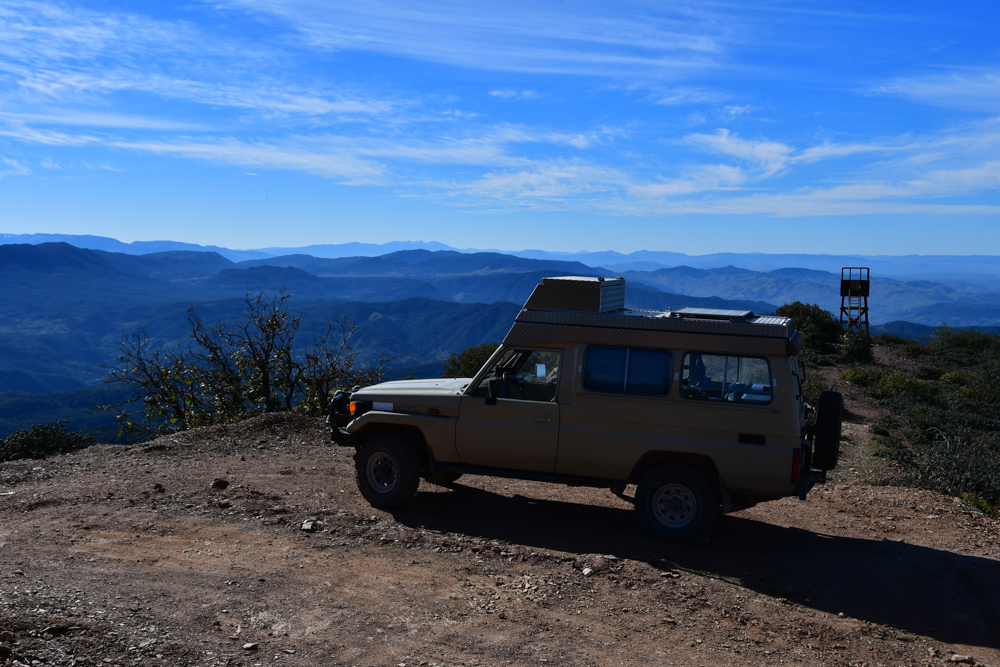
(681, 353, 772, 404)
(473, 349, 562, 402)
(584, 346, 671, 396)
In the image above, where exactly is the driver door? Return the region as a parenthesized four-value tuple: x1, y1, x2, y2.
(456, 349, 562, 472)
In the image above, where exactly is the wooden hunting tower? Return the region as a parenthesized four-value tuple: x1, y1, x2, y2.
(840, 267, 870, 334)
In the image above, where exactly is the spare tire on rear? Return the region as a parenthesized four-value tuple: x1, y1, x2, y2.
(812, 391, 843, 471)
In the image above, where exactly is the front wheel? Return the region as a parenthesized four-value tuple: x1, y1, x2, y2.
(635, 464, 717, 542)
(354, 433, 420, 509)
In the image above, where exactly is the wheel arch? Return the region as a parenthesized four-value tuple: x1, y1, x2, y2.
(628, 451, 726, 511)
(354, 423, 431, 469)
(628, 451, 720, 487)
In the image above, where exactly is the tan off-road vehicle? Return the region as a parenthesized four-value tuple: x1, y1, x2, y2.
(329, 276, 842, 541)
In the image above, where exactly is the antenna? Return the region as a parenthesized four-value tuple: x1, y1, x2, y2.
(840, 267, 870, 334)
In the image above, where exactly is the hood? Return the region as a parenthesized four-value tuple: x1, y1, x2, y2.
(354, 377, 470, 397)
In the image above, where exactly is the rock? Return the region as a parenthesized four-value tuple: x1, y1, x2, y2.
(41, 624, 74, 636)
(0, 631, 13, 642)
(301, 519, 321, 532)
(950, 655, 974, 664)
(590, 557, 612, 573)
(211, 478, 229, 491)
(153, 483, 165, 493)
(242, 642, 259, 651)
(582, 567, 594, 576)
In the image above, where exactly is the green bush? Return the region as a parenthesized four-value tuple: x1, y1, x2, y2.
(917, 365, 943, 381)
(777, 302, 840, 353)
(840, 367, 936, 402)
(0, 421, 94, 462)
(870, 422, 891, 437)
(442, 342, 499, 378)
(912, 430, 1000, 510)
(934, 326, 1000, 358)
(842, 330, 874, 364)
(874, 334, 907, 346)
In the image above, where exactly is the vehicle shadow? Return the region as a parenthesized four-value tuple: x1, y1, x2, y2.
(391, 484, 1000, 649)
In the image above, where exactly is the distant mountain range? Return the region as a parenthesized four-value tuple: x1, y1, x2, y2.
(6, 233, 1000, 287)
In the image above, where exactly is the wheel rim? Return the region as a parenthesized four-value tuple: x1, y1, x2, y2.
(651, 483, 697, 528)
(366, 452, 398, 493)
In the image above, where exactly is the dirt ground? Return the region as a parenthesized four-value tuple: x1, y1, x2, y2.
(2, 405, 999, 667)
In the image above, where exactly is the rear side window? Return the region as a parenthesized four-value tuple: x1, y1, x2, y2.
(584, 346, 671, 395)
(680, 353, 773, 404)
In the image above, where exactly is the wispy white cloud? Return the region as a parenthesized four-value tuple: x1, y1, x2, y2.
(0, 0, 401, 123)
(109, 137, 386, 184)
(217, 0, 730, 78)
(425, 119, 1000, 217)
(652, 87, 729, 106)
(0, 110, 205, 131)
(681, 129, 792, 176)
(795, 141, 897, 163)
(0, 119, 100, 146)
(871, 68, 1000, 112)
(489, 89, 539, 100)
(720, 104, 755, 119)
(439, 161, 627, 204)
(0, 156, 30, 178)
(628, 164, 748, 198)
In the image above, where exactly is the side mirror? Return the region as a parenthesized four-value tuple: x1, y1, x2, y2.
(485, 377, 498, 405)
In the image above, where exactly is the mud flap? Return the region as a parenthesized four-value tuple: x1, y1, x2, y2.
(330, 427, 352, 447)
(798, 442, 814, 500)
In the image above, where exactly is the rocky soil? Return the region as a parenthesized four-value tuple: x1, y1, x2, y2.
(1, 409, 998, 667)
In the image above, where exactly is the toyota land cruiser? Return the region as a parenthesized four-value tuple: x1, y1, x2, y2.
(328, 276, 842, 541)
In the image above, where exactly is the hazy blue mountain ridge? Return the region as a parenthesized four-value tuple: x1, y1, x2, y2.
(620, 265, 987, 324)
(94, 249, 238, 280)
(0, 233, 270, 261)
(238, 249, 601, 278)
(7, 233, 1000, 288)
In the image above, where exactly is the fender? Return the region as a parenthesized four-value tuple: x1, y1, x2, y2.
(348, 411, 460, 463)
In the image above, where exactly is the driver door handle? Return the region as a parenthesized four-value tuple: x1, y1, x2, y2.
(534, 416, 551, 423)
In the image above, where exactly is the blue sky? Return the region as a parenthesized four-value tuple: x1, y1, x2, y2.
(1, 0, 998, 254)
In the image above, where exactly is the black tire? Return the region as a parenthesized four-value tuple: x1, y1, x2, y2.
(422, 471, 463, 486)
(635, 464, 717, 542)
(813, 391, 843, 471)
(354, 432, 420, 509)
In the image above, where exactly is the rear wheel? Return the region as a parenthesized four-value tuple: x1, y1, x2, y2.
(635, 464, 717, 542)
(354, 432, 420, 509)
(813, 391, 843, 471)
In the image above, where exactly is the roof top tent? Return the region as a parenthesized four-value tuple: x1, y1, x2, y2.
(507, 276, 803, 357)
